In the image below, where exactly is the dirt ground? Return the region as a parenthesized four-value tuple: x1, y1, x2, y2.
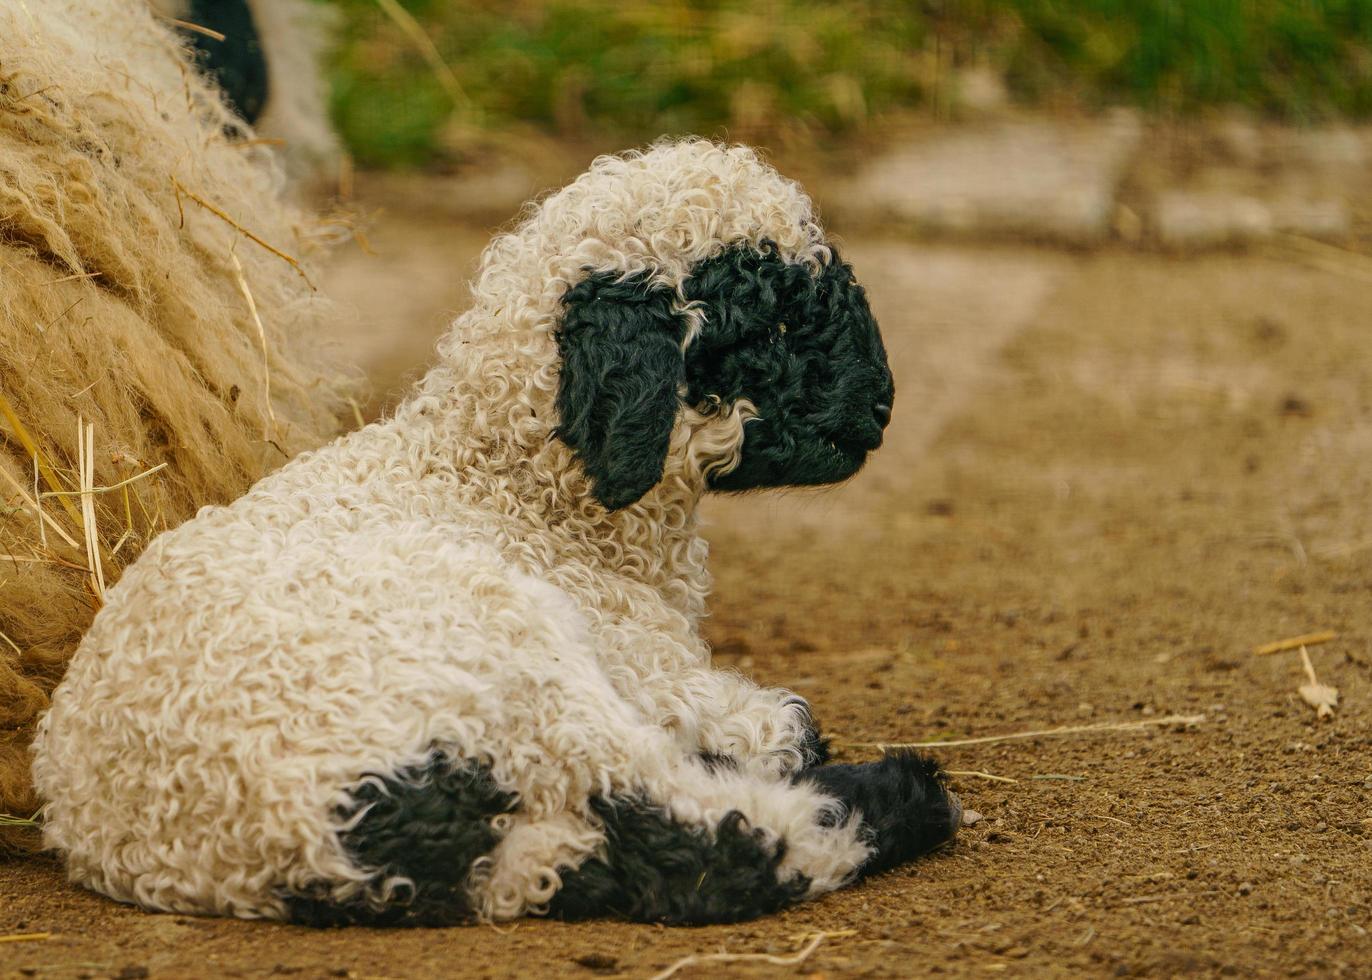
(4, 179, 1372, 979)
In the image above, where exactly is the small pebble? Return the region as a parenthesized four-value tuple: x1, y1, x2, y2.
(1237, 882, 1254, 896)
(573, 953, 619, 974)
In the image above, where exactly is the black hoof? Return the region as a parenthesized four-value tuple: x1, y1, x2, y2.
(796, 750, 960, 877)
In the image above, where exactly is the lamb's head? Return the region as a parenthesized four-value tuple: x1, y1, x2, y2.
(453, 139, 893, 513)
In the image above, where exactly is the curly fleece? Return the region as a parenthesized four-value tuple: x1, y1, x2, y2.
(33, 141, 958, 924)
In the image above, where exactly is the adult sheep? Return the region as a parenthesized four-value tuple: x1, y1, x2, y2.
(0, 0, 346, 842)
(33, 140, 963, 926)
(149, 0, 341, 188)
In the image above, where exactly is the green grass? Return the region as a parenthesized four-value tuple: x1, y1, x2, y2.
(323, 0, 1372, 168)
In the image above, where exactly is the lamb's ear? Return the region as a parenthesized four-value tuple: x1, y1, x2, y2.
(555, 271, 687, 511)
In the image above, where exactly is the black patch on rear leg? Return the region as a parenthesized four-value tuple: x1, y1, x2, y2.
(285, 754, 517, 928)
(547, 796, 810, 924)
(797, 750, 960, 877)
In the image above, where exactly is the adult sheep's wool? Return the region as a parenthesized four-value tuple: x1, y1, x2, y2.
(0, 0, 346, 845)
(34, 139, 962, 924)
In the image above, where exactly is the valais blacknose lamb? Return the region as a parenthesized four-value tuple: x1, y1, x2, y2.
(33, 140, 962, 926)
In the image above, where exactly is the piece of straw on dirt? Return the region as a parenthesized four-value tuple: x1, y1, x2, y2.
(1254, 630, 1338, 656)
(848, 714, 1204, 751)
(0, 813, 38, 828)
(944, 769, 1018, 784)
(0, 932, 51, 944)
(649, 931, 835, 980)
(1297, 646, 1339, 720)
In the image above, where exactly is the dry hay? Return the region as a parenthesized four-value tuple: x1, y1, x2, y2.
(0, 0, 350, 848)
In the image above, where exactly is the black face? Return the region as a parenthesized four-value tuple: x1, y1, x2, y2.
(682, 244, 893, 491)
(555, 242, 894, 511)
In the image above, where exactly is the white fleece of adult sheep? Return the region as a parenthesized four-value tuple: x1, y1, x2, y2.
(33, 141, 873, 921)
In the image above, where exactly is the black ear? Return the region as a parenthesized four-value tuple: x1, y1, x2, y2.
(555, 270, 687, 511)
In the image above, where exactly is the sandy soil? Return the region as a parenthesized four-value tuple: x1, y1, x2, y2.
(4, 186, 1371, 978)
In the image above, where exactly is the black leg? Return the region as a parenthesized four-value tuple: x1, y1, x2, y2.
(285, 753, 517, 927)
(796, 751, 961, 877)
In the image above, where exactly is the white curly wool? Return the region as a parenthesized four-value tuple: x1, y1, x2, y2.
(33, 141, 874, 920)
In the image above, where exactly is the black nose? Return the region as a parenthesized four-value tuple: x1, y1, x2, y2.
(873, 403, 892, 428)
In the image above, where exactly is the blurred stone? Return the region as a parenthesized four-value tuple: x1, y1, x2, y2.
(1269, 197, 1351, 239)
(836, 110, 1143, 244)
(955, 65, 1010, 115)
(1213, 115, 1265, 167)
(1154, 190, 1350, 247)
(1155, 191, 1272, 247)
(1281, 126, 1368, 170)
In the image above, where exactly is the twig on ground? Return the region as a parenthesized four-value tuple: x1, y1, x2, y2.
(648, 931, 834, 980)
(0, 932, 50, 944)
(1253, 630, 1337, 656)
(1298, 645, 1339, 719)
(945, 769, 1018, 784)
(849, 714, 1204, 751)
